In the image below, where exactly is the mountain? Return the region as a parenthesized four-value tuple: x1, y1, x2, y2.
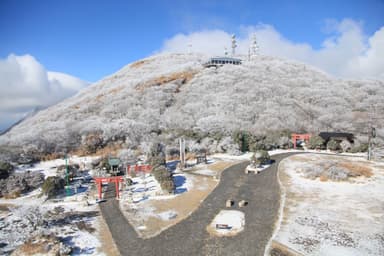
(0, 53, 383, 160)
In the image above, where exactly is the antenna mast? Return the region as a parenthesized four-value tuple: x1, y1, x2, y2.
(250, 33, 259, 58)
(231, 34, 237, 56)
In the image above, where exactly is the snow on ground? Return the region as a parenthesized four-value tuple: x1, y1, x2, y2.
(0, 198, 102, 255)
(0, 156, 105, 255)
(273, 154, 384, 255)
(15, 155, 99, 177)
(192, 169, 217, 176)
(212, 152, 253, 161)
(207, 210, 245, 236)
(157, 210, 178, 221)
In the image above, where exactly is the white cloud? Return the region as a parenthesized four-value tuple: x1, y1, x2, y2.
(160, 19, 384, 80)
(0, 54, 88, 131)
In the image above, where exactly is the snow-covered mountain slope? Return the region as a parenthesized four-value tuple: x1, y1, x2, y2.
(0, 53, 383, 156)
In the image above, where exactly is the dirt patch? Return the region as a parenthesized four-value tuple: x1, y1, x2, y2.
(96, 215, 120, 256)
(130, 175, 218, 238)
(135, 71, 197, 91)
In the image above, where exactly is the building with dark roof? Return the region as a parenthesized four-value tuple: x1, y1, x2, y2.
(203, 57, 242, 67)
(319, 132, 354, 144)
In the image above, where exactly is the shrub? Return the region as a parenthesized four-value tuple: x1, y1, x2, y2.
(326, 166, 349, 181)
(0, 161, 13, 179)
(148, 143, 166, 168)
(152, 166, 174, 194)
(327, 139, 341, 151)
(307, 135, 325, 149)
(126, 178, 133, 186)
(41, 176, 65, 198)
(257, 150, 271, 165)
(161, 179, 175, 194)
(349, 143, 368, 153)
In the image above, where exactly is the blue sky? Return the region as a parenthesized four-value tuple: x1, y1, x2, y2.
(1, 0, 383, 82)
(0, 0, 383, 131)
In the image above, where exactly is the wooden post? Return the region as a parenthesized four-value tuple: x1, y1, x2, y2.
(179, 138, 185, 169)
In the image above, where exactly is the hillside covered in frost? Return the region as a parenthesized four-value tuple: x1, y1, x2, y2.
(0, 53, 383, 159)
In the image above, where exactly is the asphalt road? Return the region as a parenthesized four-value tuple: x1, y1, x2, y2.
(99, 153, 299, 256)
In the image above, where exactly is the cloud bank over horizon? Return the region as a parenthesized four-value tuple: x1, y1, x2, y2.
(161, 19, 384, 80)
(0, 54, 89, 131)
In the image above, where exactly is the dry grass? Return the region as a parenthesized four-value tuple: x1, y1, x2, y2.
(338, 162, 373, 178)
(0, 203, 13, 212)
(108, 86, 124, 95)
(12, 234, 60, 255)
(70, 143, 122, 157)
(130, 59, 151, 68)
(319, 175, 328, 182)
(135, 71, 197, 91)
(3, 191, 21, 199)
(41, 152, 63, 161)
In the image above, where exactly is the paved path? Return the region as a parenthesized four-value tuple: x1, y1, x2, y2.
(99, 153, 299, 256)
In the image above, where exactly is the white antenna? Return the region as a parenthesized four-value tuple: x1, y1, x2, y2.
(187, 42, 192, 54)
(224, 47, 228, 56)
(250, 33, 259, 58)
(231, 34, 237, 56)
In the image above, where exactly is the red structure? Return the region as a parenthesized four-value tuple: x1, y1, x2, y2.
(94, 176, 124, 200)
(291, 133, 311, 148)
(126, 164, 152, 176)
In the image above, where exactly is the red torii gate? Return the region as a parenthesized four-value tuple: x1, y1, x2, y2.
(94, 176, 124, 200)
(291, 133, 311, 148)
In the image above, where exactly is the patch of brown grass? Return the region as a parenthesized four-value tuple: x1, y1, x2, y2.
(76, 220, 96, 233)
(130, 59, 151, 68)
(319, 175, 328, 182)
(3, 191, 21, 199)
(70, 143, 122, 157)
(95, 93, 105, 102)
(41, 152, 63, 161)
(135, 71, 197, 91)
(108, 86, 124, 95)
(338, 162, 373, 177)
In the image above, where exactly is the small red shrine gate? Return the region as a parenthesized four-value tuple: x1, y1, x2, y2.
(291, 133, 311, 148)
(94, 176, 124, 200)
(126, 164, 152, 176)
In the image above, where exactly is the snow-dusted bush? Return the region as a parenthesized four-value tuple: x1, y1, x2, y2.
(302, 165, 324, 179)
(1, 53, 383, 158)
(217, 136, 240, 155)
(326, 166, 349, 181)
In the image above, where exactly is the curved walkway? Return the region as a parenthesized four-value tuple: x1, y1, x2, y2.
(99, 153, 299, 256)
